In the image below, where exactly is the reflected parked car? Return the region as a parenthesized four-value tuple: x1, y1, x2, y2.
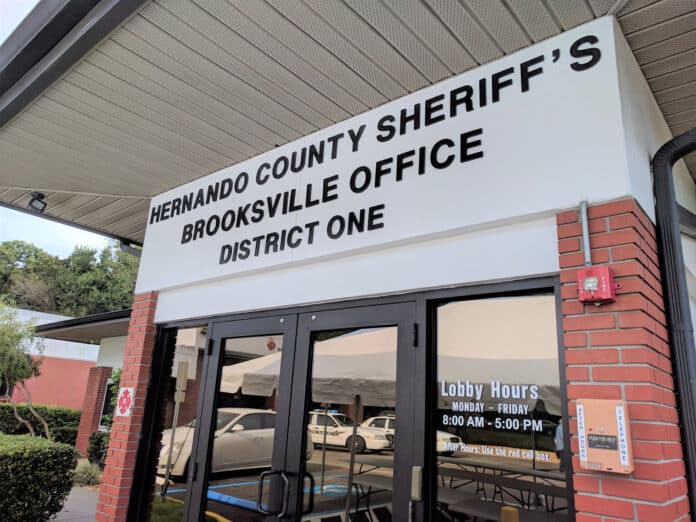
(307, 410, 392, 453)
(158, 407, 313, 478)
(362, 415, 463, 454)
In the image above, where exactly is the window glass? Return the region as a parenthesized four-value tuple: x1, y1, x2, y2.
(313, 414, 336, 427)
(238, 413, 263, 430)
(434, 295, 569, 518)
(370, 418, 387, 428)
(263, 413, 275, 429)
(215, 412, 238, 431)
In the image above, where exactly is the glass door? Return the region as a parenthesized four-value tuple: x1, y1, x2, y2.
(285, 303, 419, 521)
(184, 314, 298, 521)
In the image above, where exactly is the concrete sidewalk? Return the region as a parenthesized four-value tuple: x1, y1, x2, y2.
(55, 487, 98, 521)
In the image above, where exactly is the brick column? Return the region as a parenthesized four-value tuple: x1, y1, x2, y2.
(75, 365, 113, 456)
(97, 292, 158, 522)
(558, 199, 690, 521)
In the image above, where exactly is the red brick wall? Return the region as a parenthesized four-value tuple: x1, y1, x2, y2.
(97, 292, 157, 522)
(11, 355, 94, 410)
(558, 199, 690, 521)
(75, 365, 112, 456)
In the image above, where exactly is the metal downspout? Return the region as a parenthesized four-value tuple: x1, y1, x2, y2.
(651, 128, 696, 516)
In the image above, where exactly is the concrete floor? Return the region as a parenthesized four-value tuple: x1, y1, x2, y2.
(55, 487, 99, 521)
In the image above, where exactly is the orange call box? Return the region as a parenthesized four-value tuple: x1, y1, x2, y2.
(577, 399, 633, 474)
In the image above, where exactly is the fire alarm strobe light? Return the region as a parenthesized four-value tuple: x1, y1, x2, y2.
(577, 265, 619, 303)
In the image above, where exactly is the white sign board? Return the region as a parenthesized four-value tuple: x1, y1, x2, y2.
(138, 17, 623, 293)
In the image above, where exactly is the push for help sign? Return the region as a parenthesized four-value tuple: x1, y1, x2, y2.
(137, 17, 625, 293)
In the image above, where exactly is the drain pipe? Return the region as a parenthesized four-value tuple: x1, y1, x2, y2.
(652, 128, 696, 516)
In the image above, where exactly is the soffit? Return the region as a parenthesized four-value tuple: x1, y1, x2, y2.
(0, 0, 694, 244)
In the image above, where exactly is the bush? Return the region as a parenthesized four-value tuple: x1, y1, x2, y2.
(88, 431, 110, 468)
(0, 433, 78, 521)
(0, 403, 81, 445)
(74, 459, 101, 486)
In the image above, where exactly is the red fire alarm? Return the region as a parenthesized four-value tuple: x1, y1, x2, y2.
(577, 265, 618, 303)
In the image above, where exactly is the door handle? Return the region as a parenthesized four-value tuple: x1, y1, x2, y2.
(257, 470, 289, 517)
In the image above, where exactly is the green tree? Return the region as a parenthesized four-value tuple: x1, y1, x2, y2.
(0, 300, 50, 439)
(0, 240, 139, 316)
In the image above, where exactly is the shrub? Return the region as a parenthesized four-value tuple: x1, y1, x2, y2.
(0, 403, 81, 445)
(74, 459, 101, 486)
(88, 431, 110, 468)
(0, 433, 78, 521)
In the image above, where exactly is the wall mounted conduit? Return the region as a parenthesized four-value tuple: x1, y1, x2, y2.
(652, 128, 696, 516)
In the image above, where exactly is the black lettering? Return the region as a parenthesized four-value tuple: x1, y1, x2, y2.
(287, 226, 303, 248)
(219, 244, 232, 264)
(252, 235, 265, 257)
(236, 204, 250, 226)
(206, 182, 220, 205)
(288, 189, 302, 212)
(267, 193, 282, 218)
(374, 157, 393, 188)
(265, 232, 279, 254)
(570, 35, 601, 71)
(273, 156, 289, 179)
(205, 215, 220, 236)
(431, 138, 455, 169)
(376, 115, 396, 143)
(170, 198, 182, 218)
(424, 93, 446, 126)
(350, 166, 371, 193)
(400, 104, 421, 136)
(181, 223, 193, 244)
(327, 215, 345, 239)
(160, 201, 171, 220)
(251, 200, 264, 223)
(322, 175, 339, 202)
(308, 142, 324, 168)
(520, 55, 544, 92)
(193, 220, 205, 241)
(221, 209, 235, 231)
(194, 189, 205, 209)
(305, 221, 320, 244)
(290, 148, 306, 173)
(347, 209, 365, 235)
(367, 204, 385, 231)
(326, 133, 344, 159)
(450, 85, 473, 116)
(395, 149, 415, 181)
(181, 193, 193, 213)
(220, 178, 233, 199)
(150, 204, 161, 225)
(304, 183, 319, 208)
(461, 128, 484, 162)
(348, 124, 366, 152)
(256, 162, 271, 185)
(491, 67, 514, 103)
(235, 172, 249, 193)
(478, 77, 487, 107)
(238, 239, 251, 260)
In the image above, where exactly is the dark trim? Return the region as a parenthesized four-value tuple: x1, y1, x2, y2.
(678, 204, 696, 239)
(652, 127, 696, 517)
(127, 326, 177, 521)
(0, 0, 99, 98)
(0, 0, 147, 129)
(0, 200, 144, 247)
(34, 308, 131, 333)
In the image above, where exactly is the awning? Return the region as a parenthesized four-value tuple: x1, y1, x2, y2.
(0, 0, 694, 243)
(34, 309, 131, 344)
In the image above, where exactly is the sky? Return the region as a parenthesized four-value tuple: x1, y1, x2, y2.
(0, 0, 111, 258)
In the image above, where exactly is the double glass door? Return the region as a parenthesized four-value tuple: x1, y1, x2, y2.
(183, 303, 419, 521)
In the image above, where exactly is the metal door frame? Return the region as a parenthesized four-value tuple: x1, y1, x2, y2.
(184, 313, 299, 520)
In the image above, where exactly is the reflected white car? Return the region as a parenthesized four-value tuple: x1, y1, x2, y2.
(158, 407, 313, 477)
(361, 415, 463, 454)
(307, 411, 392, 453)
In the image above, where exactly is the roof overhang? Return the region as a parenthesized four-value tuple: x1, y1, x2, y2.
(1, 0, 694, 244)
(34, 308, 131, 344)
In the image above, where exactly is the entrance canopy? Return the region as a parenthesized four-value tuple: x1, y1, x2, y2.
(0, 1, 694, 244)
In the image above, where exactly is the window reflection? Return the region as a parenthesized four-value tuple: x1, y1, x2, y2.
(435, 295, 569, 517)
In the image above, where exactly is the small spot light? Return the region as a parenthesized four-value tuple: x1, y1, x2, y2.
(28, 192, 47, 213)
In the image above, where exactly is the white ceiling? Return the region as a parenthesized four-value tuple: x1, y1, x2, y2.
(0, 0, 694, 243)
